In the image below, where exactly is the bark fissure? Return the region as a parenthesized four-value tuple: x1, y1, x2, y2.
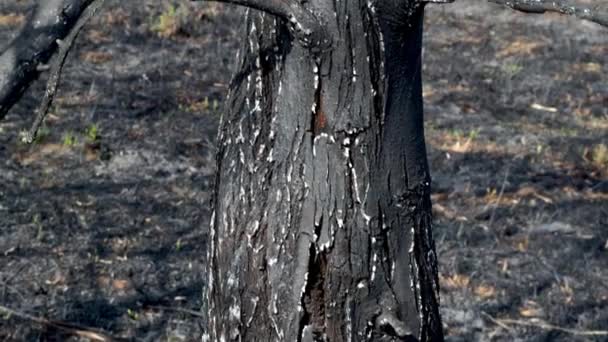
(300, 242, 328, 341)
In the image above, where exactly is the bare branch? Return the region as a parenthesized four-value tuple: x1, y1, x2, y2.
(194, 0, 331, 52)
(24, 0, 106, 144)
(0, 0, 95, 119)
(489, 0, 608, 27)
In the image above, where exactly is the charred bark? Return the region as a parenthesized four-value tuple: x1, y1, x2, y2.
(204, 1, 443, 341)
(0, 0, 93, 119)
(0, 1, 604, 341)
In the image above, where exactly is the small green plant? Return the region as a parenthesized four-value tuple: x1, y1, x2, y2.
(536, 144, 544, 155)
(1, 307, 12, 320)
(589, 144, 608, 169)
(202, 97, 210, 111)
(62, 132, 77, 146)
(448, 128, 479, 141)
(467, 128, 480, 141)
(85, 124, 100, 142)
(127, 308, 138, 320)
(33, 214, 44, 241)
(502, 63, 523, 76)
(180, 96, 222, 116)
(152, 4, 188, 38)
(447, 129, 463, 138)
(19, 126, 50, 145)
(559, 127, 578, 137)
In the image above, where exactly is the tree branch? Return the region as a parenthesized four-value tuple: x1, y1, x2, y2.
(24, 0, 106, 144)
(0, 304, 116, 341)
(489, 0, 608, 27)
(0, 0, 96, 119)
(194, 0, 331, 52)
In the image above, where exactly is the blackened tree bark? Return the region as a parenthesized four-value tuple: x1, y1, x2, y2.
(0, 0, 96, 119)
(204, 1, 444, 340)
(1, 1, 606, 341)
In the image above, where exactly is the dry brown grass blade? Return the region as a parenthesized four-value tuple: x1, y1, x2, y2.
(0, 304, 115, 341)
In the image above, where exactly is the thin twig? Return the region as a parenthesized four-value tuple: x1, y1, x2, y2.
(481, 311, 514, 332)
(23, 0, 107, 144)
(0, 304, 115, 341)
(483, 312, 608, 336)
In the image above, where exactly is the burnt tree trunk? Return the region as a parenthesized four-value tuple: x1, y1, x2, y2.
(204, 1, 442, 341)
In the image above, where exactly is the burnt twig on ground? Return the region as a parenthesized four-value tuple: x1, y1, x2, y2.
(0, 304, 116, 341)
(482, 312, 608, 337)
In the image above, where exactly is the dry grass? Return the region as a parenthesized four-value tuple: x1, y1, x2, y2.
(81, 51, 113, 64)
(0, 13, 24, 27)
(496, 37, 546, 58)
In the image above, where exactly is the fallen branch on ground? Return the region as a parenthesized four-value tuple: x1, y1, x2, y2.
(482, 311, 608, 336)
(0, 304, 116, 341)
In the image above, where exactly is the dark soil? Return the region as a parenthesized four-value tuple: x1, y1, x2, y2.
(0, 1, 606, 341)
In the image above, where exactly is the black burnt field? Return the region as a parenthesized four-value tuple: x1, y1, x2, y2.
(0, 1, 607, 341)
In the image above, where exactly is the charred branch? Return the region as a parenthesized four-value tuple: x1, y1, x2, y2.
(195, 0, 331, 52)
(489, 0, 608, 27)
(23, 0, 106, 144)
(0, 0, 98, 119)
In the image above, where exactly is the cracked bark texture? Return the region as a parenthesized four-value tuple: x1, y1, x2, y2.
(204, 1, 442, 341)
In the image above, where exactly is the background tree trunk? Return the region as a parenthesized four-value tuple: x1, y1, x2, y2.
(204, 1, 442, 341)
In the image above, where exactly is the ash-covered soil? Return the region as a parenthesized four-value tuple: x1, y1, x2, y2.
(0, 1, 606, 341)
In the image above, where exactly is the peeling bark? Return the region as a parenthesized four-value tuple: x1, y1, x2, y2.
(204, 1, 443, 341)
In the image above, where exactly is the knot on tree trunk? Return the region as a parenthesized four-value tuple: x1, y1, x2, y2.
(284, 6, 332, 54)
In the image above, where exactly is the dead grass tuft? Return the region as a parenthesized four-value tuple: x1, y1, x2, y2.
(81, 51, 113, 64)
(496, 37, 546, 58)
(0, 13, 24, 27)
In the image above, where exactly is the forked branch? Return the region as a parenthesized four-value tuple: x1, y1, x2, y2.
(194, 0, 331, 52)
(0, 0, 96, 119)
(23, 0, 106, 143)
(490, 0, 608, 27)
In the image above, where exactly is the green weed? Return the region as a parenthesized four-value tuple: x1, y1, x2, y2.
(62, 132, 77, 147)
(85, 124, 100, 142)
(589, 144, 608, 169)
(152, 4, 189, 38)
